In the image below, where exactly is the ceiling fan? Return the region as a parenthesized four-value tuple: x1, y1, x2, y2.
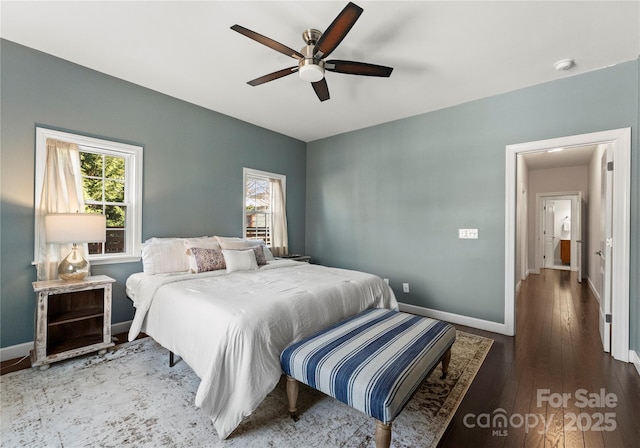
(231, 2, 393, 102)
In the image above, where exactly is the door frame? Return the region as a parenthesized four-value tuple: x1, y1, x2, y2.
(536, 193, 580, 272)
(505, 128, 630, 362)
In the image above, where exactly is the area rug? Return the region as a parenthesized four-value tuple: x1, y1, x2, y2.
(1, 331, 492, 447)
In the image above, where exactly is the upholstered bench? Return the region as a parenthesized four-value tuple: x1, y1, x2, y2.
(280, 308, 456, 448)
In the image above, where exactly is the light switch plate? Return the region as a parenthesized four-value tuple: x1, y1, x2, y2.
(459, 228, 479, 239)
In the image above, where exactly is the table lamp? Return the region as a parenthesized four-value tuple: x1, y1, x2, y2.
(45, 213, 106, 281)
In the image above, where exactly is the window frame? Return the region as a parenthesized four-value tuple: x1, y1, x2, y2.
(242, 168, 286, 246)
(34, 127, 143, 265)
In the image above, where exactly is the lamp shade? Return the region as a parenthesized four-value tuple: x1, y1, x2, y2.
(45, 213, 106, 243)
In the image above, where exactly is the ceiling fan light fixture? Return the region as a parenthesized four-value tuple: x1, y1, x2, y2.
(298, 61, 325, 82)
(232, 2, 392, 101)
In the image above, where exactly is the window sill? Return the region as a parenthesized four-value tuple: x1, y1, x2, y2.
(31, 255, 141, 268)
(90, 255, 141, 265)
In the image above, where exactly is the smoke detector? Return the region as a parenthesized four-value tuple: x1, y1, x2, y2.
(553, 59, 575, 71)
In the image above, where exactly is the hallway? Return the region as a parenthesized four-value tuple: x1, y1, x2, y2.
(439, 269, 640, 447)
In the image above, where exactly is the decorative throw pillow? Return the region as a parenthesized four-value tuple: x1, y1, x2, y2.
(252, 245, 267, 266)
(187, 247, 226, 273)
(222, 249, 258, 273)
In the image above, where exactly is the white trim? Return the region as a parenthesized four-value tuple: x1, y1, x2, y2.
(505, 128, 631, 361)
(399, 302, 507, 335)
(111, 320, 132, 336)
(0, 342, 33, 363)
(34, 127, 143, 265)
(0, 320, 132, 362)
(505, 143, 517, 336)
(535, 192, 581, 272)
(630, 350, 640, 377)
(588, 277, 601, 305)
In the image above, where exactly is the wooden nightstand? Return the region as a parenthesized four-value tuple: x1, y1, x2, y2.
(31, 275, 116, 370)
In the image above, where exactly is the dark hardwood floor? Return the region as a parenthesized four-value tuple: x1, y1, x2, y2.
(439, 269, 640, 448)
(3, 270, 639, 447)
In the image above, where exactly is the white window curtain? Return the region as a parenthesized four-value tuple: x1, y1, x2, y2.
(36, 139, 85, 281)
(269, 178, 288, 256)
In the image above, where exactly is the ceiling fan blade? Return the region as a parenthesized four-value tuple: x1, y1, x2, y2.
(231, 24, 304, 60)
(313, 2, 363, 59)
(247, 67, 298, 86)
(312, 78, 330, 102)
(325, 60, 393, 77)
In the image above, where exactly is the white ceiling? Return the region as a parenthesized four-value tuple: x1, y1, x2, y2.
(1, 1, 639, 142)
(521, 144, 598, 170)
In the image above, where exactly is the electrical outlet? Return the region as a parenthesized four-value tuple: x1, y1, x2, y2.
(402, 283, 410, 293)
(458, 228, 479, 239)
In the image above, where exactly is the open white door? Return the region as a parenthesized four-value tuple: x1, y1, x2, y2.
(599, 145, 613, 353)
(576, 192, 583, 283)
(543, 202, 555, 268)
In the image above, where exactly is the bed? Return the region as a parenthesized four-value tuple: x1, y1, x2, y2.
(126, 236, 398, 439)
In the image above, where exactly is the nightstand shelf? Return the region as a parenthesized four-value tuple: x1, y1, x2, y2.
(31, 275, 115, 370)
(48, 307, 105, 326)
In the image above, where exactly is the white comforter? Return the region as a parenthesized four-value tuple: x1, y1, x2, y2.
(126, 260, 398, 439)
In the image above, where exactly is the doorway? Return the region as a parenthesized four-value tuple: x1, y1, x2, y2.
(505, 128, 631, 362)
(536, 193, 581, 275)
(543, 198, 572, 269)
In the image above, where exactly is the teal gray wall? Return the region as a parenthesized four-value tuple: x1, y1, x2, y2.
(0, 40, 306, 347)
(306, 60, 639, 350)
(2, 37, 638, 355)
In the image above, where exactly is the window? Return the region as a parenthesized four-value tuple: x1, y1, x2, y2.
(34, 128, 143, 264)
(243, 168, 286, 250)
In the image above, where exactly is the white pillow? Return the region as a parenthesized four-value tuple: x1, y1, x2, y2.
(144, 235, 213, 245)
(262, 245, 274, 261)
(144, 236, 184, 244)
(222, 249, 258, 273)
(215, 236, 264, 250)
(185, 236, 218, 246)
(141, 240, 190, 274)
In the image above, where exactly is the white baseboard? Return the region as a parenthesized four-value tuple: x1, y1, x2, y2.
(399, 302, 507, 335)
(587, 277, 601, 304)
(630, 350, 640, 377)
(0, 320, 132, 362)
(112, 320, 132, 336)
(0, 342, 33, 363)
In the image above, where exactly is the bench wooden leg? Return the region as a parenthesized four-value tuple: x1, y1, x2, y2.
(286, 375, 299, 422)
(440, 348, 451, 379)
(375, 420, 392, 448)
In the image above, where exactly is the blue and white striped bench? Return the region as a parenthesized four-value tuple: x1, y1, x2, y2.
(280, 309, 456, 448)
